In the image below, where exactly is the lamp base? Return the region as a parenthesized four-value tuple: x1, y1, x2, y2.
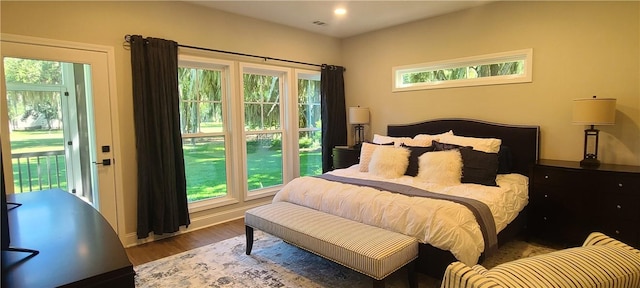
(580, 157, 600, 168)
(354, 124, 365, 148)
(580, 127, 600, 169)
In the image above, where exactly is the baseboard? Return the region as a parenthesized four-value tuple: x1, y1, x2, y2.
(122, 201, 270, 247)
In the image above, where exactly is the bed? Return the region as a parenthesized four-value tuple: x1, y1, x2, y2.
(273, 118, 540, 277)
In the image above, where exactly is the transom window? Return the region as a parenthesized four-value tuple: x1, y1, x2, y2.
(393, 49, 532, 91)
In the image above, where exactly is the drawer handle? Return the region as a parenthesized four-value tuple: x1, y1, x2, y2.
(543, 216, 547, 221)
(616, 230, 620, 234)
(618, 183, 623, 188)
(544, 175, 549, 179)
(544, 194, 548, 198)
(617, 204, 622, 209)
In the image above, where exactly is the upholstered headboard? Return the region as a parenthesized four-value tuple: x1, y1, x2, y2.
(387, 118, 540, 176)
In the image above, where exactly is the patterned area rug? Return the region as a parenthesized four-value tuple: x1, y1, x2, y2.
(135, 231, 557, 288)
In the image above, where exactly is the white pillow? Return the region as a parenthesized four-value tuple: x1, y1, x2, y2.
(439, 134, 502, 153)
(372, 134, 399, 145)
(373, 134, 430, 147)
(400, 138, 431, 147)
(416, 150, 463, 185)
(413, 130, 454, 143)
(368, 146, 410, 179)
(359, 142, 384, 172)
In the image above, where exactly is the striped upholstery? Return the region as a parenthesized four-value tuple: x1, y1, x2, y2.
(245, 202, 418, 280)
(441, 232, 640, 288)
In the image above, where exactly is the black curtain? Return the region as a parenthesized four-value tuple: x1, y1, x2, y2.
(321, 65, 347, 173)
(130, 35, 190, 239)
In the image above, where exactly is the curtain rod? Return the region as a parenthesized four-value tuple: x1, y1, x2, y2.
(124, 34, 333, 69)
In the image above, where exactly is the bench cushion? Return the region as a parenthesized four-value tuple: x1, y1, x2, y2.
(245, 202, 418, 280)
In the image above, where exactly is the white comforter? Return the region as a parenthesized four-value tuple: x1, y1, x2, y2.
(272, 165, 529, 266)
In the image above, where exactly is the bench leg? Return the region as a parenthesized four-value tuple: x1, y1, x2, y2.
(372, 260, 416, 288)
(407, 260, 417, 288)
(245, 225, 254, 255)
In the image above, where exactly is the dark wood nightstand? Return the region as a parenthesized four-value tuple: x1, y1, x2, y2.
(529, 159, 640, 248)
(332, 146, 360, 170)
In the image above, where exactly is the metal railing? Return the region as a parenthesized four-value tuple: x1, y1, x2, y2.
(11, 150, 66, 193)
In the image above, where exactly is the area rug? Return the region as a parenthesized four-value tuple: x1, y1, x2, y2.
(135, 231, 557, 288)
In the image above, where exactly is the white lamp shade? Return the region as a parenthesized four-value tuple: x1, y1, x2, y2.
(572, 98, 616, 125)
(349, 107, 370, 124)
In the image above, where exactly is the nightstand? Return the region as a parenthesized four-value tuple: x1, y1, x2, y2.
(332, 146, 360, 170)
(529, 159, 640, 248)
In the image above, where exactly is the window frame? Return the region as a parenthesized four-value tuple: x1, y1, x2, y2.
(175, 57, 324, 209)
(293, 69, 322, 178)
(392, 48, 533, 92)
(178, 55, 238, 213)
(240, 63, 291, 201)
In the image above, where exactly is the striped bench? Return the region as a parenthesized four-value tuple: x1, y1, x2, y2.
(245, 202, 419, 288)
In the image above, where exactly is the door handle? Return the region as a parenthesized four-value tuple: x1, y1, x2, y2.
(93, 159, 111, 166)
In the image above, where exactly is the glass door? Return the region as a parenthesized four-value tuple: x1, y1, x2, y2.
(0, 40, 118, 231)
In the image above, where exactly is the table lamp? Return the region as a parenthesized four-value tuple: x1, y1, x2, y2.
(572, 96, 616, 168)
(349, 107, 369, 149)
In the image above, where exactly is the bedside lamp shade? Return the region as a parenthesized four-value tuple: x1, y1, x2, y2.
(349, 107, 370, 125)
(572, 96, 616, 168)
(349, 107, 369, 148)
(572, 98, 616, 125)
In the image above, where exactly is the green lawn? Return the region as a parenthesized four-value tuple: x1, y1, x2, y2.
(10, 130, 65, 153)
(184, 137, 321, 202)
(9, 130, 322, 201)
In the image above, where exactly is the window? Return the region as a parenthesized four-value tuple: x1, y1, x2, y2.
(242, 64, 287, 195)
(392, 49, 532, 91)
(177, 58, 323, 206)
(296, 71, 321, 177)
(178, 56, 234, 209)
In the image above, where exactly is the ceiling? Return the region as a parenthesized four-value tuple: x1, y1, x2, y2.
(187, 1, 493, 38)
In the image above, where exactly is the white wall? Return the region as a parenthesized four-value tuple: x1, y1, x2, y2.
(342, 1, 640, 166)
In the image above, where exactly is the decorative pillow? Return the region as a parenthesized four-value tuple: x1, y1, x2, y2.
(401, 145, 435, 177)
(439, 134, 502, 153)
(368, 146, 410, 179)
(373, 134, 430, 147)
(416, 150, 463, 185)
(369, 146, 409, 178)
(432, 141, 499, 186)
(413, 130, 454, 143)
(497, 146, 513, 174)
(432, 140, 472, 151)
(358, 142, 393, 172)
(458, 148, 499, 186)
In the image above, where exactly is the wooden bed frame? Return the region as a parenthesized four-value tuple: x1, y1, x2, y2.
(387, 118, 540, 278)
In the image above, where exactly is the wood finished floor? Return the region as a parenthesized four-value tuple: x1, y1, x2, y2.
(125, 218, 245, 266)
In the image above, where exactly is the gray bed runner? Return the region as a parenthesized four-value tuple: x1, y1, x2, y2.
(316, 174, 498, 257)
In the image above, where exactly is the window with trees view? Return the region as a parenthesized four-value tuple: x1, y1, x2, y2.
(393, 49, 532, 91)
(243, 66, 285, 192)
(177, 58, 322, 206)
(297, 72, 321, 177)
(178, 58, 230, 204)
(3, 58, 88, 195)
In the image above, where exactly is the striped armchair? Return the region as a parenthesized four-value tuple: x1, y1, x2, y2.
(441, 232, 640, 288)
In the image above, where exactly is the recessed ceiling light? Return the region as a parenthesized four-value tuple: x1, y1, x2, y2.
(334, 8, 347, 15)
